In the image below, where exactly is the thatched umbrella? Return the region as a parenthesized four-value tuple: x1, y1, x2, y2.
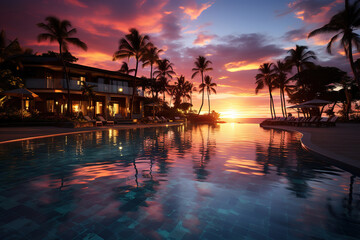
(0, 88, 39, 120)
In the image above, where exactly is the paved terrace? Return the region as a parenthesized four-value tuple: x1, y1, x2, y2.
(0, 122, 182, 143)
(262, 123, 360, 171)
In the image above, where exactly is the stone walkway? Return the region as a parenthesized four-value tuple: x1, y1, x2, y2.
(263, 123, 360, 171)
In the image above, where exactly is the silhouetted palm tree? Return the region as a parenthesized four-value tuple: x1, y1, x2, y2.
(80, 80, 96, 118)
(273, 60, 291, 117)
(199, 75, 217, 114)
(191, 56, 213, 114)
(142, 45, 162, 80)
(285, 45, 316, 87)
(0, 30, 23, 65)
(119, 61, 135, 75)
(153, 58, 175, 102)
(37, 16, 87, 115)
(308, 0, 360, 87)
(255, 63, 276, 119)
(171, 75, 191, 109)
(113, 28, 150, 118)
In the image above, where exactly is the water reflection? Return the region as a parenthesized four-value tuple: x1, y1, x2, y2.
(0, 124, 359, 239)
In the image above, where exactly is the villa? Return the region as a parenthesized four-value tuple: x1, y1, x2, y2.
(20, 56, 145, 119)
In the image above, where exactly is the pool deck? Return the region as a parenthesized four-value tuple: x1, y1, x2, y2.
(0, 122, 183, 144)
(262, 123, 360, 171)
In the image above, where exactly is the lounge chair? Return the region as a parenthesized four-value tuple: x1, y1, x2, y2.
(155, 116, 166, 123)
(326, 116, 338, 127)
(97, 115, 114, 125)
(305, 116, 319, 127)
(160, 116, 168, 122)
(84, 116, 103, 127)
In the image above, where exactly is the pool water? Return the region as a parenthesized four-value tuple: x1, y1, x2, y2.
(0, 123, 359, 240)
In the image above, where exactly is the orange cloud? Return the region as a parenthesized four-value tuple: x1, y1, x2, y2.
(295, 10, 304, 20)
(218, 76, 229, 80)
(179, 1, 214, 20)
(224, 61, 261, 72)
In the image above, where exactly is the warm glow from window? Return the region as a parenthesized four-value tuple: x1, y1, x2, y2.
(73, 104, 79, 112)
(118, 88, 123, 92)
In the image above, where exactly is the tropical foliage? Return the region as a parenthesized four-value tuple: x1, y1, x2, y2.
(255, 63, 276, 119)
(113, 28, 151, 118)
(192, 56, 213, 114)
(37, 16, 87, 115)
(308, 0, 360, 87)
(199, 75, 217, 114)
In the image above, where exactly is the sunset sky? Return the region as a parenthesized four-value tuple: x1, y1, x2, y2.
(0, 0, 353, 118)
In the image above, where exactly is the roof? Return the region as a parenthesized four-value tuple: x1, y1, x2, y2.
(21, 55, 145, 82)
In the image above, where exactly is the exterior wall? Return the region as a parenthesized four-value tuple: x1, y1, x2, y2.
(22, 60, 145, 119)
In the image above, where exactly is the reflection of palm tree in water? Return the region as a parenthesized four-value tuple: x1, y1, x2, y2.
(326, 175, 360, 236)
(193, 125, 216, 181)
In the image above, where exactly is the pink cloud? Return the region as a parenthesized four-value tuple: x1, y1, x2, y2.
(193, 32, 216, 46)
(64, 0, 88, 8)
(179, 1, 214, 20)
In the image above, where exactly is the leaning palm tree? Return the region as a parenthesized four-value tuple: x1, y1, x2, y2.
(285, 45, 316, 86)
(113, 28, 150, 118)
(273, 60, 291, 117)
(37, 16, 87, 116)
(191, 56, 213, 114)
(255, 63, 276, 119)
(199, 75, 217, 114)
(308, 0, 360, 87)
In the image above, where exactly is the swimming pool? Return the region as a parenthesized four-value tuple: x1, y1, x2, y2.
(0, 123, 359, 239)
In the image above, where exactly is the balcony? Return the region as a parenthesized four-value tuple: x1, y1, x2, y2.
(25, 78, 144, 97)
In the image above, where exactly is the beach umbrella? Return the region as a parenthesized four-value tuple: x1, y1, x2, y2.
(0, 88, 39, 120)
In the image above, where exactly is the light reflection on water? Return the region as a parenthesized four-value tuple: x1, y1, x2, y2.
(0, 123, 359, 240)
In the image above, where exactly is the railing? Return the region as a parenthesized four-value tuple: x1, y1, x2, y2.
(25, 78, 144, 96)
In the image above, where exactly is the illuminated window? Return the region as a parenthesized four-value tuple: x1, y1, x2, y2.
(46, 75, 54, 88)
(118, 88, 123, 92)
(46, 100, 55, 112)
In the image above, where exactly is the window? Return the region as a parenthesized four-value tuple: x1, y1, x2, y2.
(46, 100, 55, 112)
(46, 75, 54, 88)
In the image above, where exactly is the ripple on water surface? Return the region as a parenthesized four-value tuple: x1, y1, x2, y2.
(0, 124, 359, 240)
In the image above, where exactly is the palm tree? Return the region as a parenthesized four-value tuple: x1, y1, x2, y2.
(171, 75, 191, 109)
(142, 45, 162, 80)
(80, 81, 96, 118)
(37, 16, 87, 116)
(273, 60, 291, 117)
(191, 56, 213, 114)
(119, 61, 135, 75)
(153, 58, 175, 102)
(113, 28, 150, 118)
(308, 0, 360, 87)
(199, 75, 217, 114)
(285, 45, 316, 86)
(0, 30, 23, 65)
(255, 63, 276, 119)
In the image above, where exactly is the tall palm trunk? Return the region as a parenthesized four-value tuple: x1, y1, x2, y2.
(282, 88, 287, 117)
(280, 89, 285, 117)
(198, 71, 205, 114)
(208, 89, 211, 114)
(130, 58, 139, 119)
(269, 87, 276, 119)
(59, 43, 72, 116)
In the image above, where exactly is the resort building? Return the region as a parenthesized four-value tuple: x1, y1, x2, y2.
(21, 56, 145, 119)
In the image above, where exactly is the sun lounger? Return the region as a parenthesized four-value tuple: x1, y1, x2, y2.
(160, 116, 168, 122)
(305, 116, 320, 127)
(327, 116, 338, 127)
(97, 115, 114, 125)
(84, 116, 103, 126)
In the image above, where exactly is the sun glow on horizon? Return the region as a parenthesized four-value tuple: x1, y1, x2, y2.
(220, 110, 242, 119)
